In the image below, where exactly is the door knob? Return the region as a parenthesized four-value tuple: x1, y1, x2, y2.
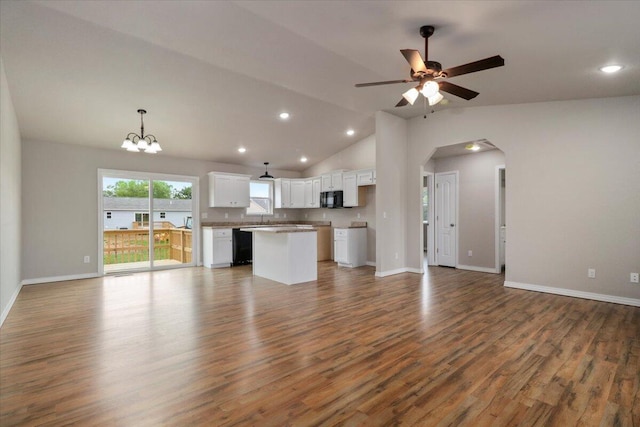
(450, 224, 455, 227)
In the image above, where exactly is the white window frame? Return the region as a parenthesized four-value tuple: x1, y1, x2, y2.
(246, 180, 274, 216)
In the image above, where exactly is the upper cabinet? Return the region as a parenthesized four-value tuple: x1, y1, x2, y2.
(343, 172, 367, 207)
(290, 179, 306, 208)
(276, 178, 320, 208)
(274, 178, 291, 209)
(321, 170, 345, 192)
(208, 172, 250, 208)
(304, 177, 322, 208)
(356, 169, 376, 186)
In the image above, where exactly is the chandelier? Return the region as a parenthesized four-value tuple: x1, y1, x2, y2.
(121, 109, 162, 153)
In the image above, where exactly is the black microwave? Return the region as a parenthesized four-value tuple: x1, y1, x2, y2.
(320, 190, 344, 208)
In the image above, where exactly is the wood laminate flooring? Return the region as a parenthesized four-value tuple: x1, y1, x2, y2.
(1, 264, 638, 426)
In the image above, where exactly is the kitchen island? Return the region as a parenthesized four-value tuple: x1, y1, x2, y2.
(240, 227, 317, 285)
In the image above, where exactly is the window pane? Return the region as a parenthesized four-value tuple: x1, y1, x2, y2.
(247, 181, 273, 215)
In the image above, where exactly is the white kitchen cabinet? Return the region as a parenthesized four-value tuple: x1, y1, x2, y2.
(208, 172, 250, 208)
(203, 227, 232, 268)
(274, 178, 291, 208)
(334, 227, 367, 268)
(321, 170, 345, 192)
(356, 169, 376, 186)
(343, 172, 367, 207)
(304, 177, 322, 208)
(290, 179, 306, 208)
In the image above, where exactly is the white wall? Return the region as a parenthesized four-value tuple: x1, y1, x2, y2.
(404, 96, 640, 302)
(301, 134, 377, 263)
(21, 139, 301, 282)
(0, 57, 22, 324)
(376, 112, 408, 274)
(303, 134, 375, 177)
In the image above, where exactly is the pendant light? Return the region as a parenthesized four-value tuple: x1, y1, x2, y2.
(121, 109, 162, 153)
(260, 162, 274, 179)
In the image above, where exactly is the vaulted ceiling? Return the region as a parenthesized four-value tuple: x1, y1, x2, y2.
(1, 1, 639, 171)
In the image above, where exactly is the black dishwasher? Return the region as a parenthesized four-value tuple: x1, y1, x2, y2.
(232, 229, 252, 266)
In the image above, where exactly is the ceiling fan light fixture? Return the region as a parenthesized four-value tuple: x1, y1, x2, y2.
(402, 87, 420, 105)
(420, 81, 440, 98)
(427, 92, 444, 106)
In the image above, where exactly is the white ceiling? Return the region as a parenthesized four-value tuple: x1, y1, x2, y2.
(1, 1, 639, 171)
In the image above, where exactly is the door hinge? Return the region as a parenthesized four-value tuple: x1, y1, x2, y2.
(437, 248, 439, 253)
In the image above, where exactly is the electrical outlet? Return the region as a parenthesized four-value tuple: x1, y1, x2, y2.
(383, 211, 387, 219)
(631, 273, 639, 283)
(83, 255, 90, 264)
(240, 213, 244, 219)
(468, 250, 473, 257)
(395, 252, 399, 260)
(284, 213, 287, 218)
(357, 213, 361, 219)
(588, 268, 596, 279)
(201, 212, 208, 219)
(224, 213, 228, 219)
(323, 213, 326, 219)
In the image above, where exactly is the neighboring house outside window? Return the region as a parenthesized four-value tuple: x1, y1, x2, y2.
(135, 212, 150, 226)
(247, 180, 273, 215)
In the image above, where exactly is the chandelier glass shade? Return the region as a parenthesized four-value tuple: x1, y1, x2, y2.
(121, 109, 162, 153)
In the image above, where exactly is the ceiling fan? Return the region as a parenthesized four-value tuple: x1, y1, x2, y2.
(355, 25, 505, 107)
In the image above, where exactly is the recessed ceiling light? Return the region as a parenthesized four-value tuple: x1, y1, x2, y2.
(599, 64, 623, 73)
(300, 156, 308, 163)
(279, 112, 290, 120)
(465, 143, 481, 152)
(346, 129, 355, 136)
(238, 147, 246, 153)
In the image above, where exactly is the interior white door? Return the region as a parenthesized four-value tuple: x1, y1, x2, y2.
(435, 172, 457, 267)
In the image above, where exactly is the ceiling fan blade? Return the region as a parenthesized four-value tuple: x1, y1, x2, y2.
(355, 79, 412, 87)
(438, 81, 479, 100)
(442, 55, 505, 78)
(395, 97, 409, 107)
(400, 49, 427, 74)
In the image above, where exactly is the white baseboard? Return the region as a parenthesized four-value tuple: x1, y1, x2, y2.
(407, 267, 424, 274)
(375, 267, 406, 277)
(21, 272, 100, 286)
(457, 264, 499, 274)
(504, 281, 640, 307)
(366, 261, 376, 267)
(0, 283, 23, 327)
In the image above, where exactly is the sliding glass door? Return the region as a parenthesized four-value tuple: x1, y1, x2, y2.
(99, 170, 198, 274)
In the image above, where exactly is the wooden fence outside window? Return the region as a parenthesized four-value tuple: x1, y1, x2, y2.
(103, 228, 192, 265)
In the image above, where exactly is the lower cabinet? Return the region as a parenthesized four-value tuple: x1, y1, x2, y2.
(334, 227, 367, 267)
(203, 227, 232, 268)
